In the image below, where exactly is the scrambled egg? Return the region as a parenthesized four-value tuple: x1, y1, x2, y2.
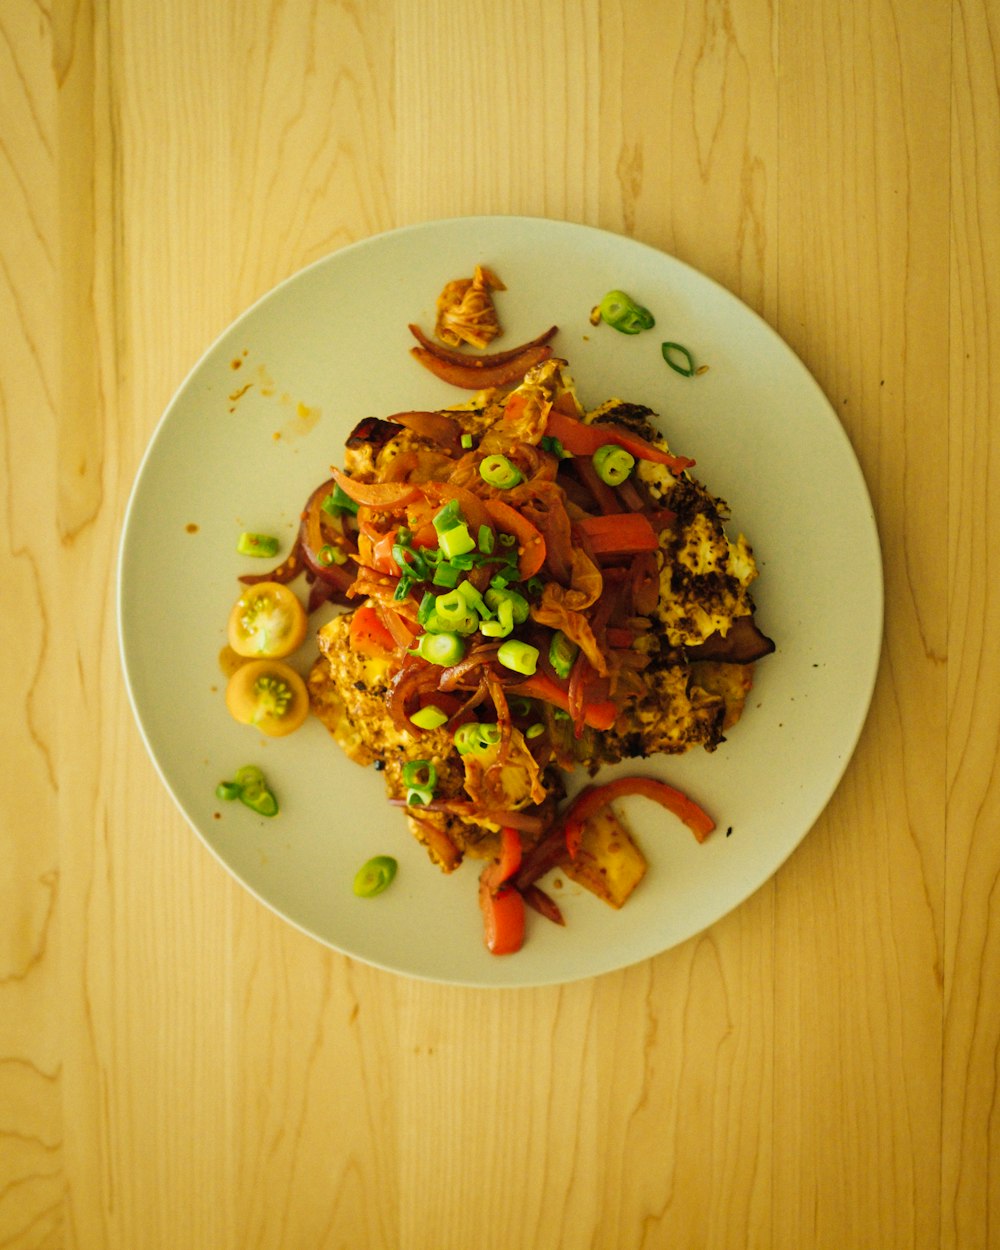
(309, 382, 770, 872)
(590, 401, 759, 648)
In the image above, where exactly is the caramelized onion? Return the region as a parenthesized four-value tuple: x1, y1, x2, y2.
(408, 322, 559, 368)
(410, 344, 555, 390)
(385, 409, 464, 451)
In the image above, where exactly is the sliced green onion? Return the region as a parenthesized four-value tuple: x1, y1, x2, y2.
(417, 592, 436, 625)
(598, 289, 655, 334)
(225, 766, 279, 817)
(425, 603, 477, 634)
(524, 576, 544, 598)
(661, 341, 696, 376)
(484, 588, 529, 625)
(413, 631, 465, 666)
(540, 435, 569, 458)
(237, 531, 280, 558)
(432, 561, 461, 588)
(438, 523, 476, 560)
(394, 576, 413, 601)
(549, 630, 579, 679)
(242, 787, 278, 817)
(393, 544, 429, 580)
(477, 524, 495, 554)
(353, 855, 397, 897)
(317, 543, 347, 566)
(497, 639, 539, 676)
(455, 580, 488, 616)
(322, 483, 359, 516)
(509, 697, 534, 718)
(434, 590, 471, 624)
(453, 722, 502, 755)
(402, 759, 437, 789)
(480, 607, 513, 638)
(453, 723, 484, 754)
(479, 454, 523, 490)
(497, 532, 517, 548)
(433, 499, 463, 533)
(526, 723, 545, 739)
(592, 443, 635, 486)
(406, 786, 434, 807)
(410, 705, 448, 731)
(460, 433, 474, 449)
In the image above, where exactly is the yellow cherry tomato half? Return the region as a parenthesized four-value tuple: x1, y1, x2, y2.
(227, 582, 307, 659)
(225, 659, 310, 737)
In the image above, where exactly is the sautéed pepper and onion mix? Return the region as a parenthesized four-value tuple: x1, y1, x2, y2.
(222, 277, 775, 955)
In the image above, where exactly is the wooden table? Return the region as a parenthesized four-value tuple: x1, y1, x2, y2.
(3, 2, 995, 1246)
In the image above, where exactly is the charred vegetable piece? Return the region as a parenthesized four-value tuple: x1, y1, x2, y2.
(560, 804, 647, 908)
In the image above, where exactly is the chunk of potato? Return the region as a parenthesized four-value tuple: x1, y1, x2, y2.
(561, 805, 647, 908)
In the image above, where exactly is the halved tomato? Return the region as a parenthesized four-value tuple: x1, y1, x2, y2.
(225, 659, 310, 736)
(227, 582, 307, 658)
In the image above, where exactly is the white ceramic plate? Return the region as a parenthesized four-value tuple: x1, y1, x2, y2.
(118, 216, 882, 988)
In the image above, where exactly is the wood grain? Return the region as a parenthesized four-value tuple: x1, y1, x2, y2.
(1, 0, 993, 1247)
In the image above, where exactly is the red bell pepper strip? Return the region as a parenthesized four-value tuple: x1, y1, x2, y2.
(576, 512, 659, 555)
(348, 604, 397, 658)
(410, 344, 553, 390)
(510, 672, 618, 731)
(479, 827, 525, 955)
(482, 498, 546, 579)
(495, 826, 522, 883)
(562, 776, 716, 858)
(478, 880, 526, 955)
(544, 408, 694, 473)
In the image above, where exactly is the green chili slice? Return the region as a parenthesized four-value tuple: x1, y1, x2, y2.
(353, 855, 398, 897)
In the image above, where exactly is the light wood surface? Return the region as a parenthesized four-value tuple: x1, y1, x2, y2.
(2, 1, 996, 1246)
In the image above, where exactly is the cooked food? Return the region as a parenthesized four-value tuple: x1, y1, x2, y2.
(293, 355, 774, 944)
(434, 264, 506, 348)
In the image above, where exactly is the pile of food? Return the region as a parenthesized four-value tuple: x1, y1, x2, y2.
(222, 272, 774, 954)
